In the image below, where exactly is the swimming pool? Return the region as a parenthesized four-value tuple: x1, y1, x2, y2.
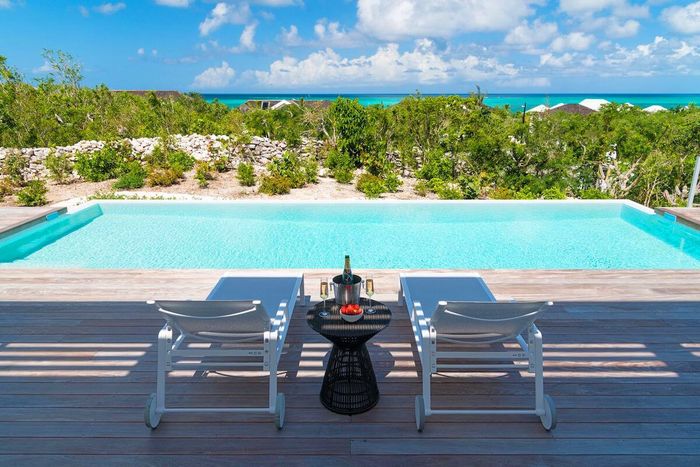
(1, 200, 698, 269)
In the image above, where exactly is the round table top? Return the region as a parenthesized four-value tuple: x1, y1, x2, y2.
(306, 298, 392, 344)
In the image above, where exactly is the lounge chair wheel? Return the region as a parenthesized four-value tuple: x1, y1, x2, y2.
(144, 393, 161, 429)
(275, 393, 285, 430)
(415, 395, 426, 432)
(540, 394, 557, 431)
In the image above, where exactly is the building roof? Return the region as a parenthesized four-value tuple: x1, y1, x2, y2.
(643, 105, 667, 113)
(579, 98, 610, 111)
(526, 104, 549, 113)
(546, 103, 597, 115)
(238, 99, 332, 113)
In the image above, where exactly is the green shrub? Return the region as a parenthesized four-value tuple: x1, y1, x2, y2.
(384, 172, 402, 193)
(195, 162, 214, 188)
(489, 187, 514, 200)
(428, 177, 445, 193)
(302, 158, 319, 184)
(267, 152, 306, 188)
(541, 187, 567, 200)
(168, 150, 196, 173)
(211, 156, 230, 173)
(0, 178, 14, 198)
(578, 188, 611, 199)
(259, 175, 291, 195)
(417, 150, 453, 181)
(16, 180, 48, 206)
(1, 151, 28, 186)
(112, 162, 146, 190)
(356, 173, 386, 199)
(414, 180, 429, 197)
(45, 151, 74, 184)
(146, 141, 195, 173)
(237, 163, 256, 187)
(75, 145, 125, 182)
(457, 176, 480, 200)
(325, 148, 354, 170)
(436, 182, 463, 200)
(514, 188, 537, 200)
(333, 167, 354, 184)
(147, 167, 182, 187)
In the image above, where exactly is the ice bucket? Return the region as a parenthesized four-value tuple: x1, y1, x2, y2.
(332, 274, 362, 305)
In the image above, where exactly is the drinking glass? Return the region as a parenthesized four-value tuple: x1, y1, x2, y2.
(365, 278, 376, 315)
(319, 279, 329, 317)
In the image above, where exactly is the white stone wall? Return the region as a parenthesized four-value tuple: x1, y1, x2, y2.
(0, 135, 326, 181)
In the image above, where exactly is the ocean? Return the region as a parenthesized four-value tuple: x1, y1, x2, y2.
(202, 93, 700, 110)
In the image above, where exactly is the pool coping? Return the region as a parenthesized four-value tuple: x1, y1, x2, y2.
(0, 206, 67, 241)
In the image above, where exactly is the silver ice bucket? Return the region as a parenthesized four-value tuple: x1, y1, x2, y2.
(332, 274, 362, 305)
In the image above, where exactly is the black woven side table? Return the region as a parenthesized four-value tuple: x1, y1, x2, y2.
(306, 298, 391, 415)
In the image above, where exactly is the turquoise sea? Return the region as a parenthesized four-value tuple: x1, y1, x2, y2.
(203, 93, 700, 110)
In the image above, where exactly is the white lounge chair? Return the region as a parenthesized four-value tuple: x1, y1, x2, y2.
(398, 272, 556, 431)
(145, 272, 305, 430)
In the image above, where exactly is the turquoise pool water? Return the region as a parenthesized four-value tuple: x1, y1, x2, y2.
(1, 201, 699, 269)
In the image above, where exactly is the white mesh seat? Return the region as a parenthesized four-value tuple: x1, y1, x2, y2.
(399, 272, 556, 432)
(144, 272, 305, 430)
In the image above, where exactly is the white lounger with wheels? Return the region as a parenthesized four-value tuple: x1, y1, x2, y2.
(399, 272, 556, 432)
(145, 271, 305, 430)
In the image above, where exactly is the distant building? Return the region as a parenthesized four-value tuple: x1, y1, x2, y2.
(238, 99, 332, 113)
(643, 105, 667, 113)
(579, 98, 610, 111)
(546, 103, 597, 116)
(112, 90, 183, 99)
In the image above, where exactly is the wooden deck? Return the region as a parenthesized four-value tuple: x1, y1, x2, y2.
(0, 206, 66, 239)
(1, 269, 700, 465)
(656, 207, 700, 230)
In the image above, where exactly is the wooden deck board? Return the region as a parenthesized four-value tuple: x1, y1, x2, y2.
(0, 270, 699, 464)
(0, 206, 66, 238)
(656, 207, 700, 230)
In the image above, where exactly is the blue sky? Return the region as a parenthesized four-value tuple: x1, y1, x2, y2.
(1, 0, 700, 93)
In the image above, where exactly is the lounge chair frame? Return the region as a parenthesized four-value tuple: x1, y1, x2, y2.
(398, 272, 556, 431)
(145, 272, 305, 430)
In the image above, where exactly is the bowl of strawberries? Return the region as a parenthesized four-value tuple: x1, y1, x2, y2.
(339, 303, 363, 322)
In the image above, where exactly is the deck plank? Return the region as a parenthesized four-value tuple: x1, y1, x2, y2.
(0, 270, 699, 464)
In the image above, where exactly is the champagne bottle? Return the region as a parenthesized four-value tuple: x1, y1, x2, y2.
(342, 255, 353, 284)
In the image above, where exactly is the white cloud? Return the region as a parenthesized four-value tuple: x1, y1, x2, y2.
(587, 17, 639, 38)
(671, 41, 700, 60)
(314, 19, 363, 48)
(559, 0, 647, 17)
(505, 20, 558, 46)
(94, 2, 126, 15)
(199, 2, 250, 36)
(155, 0, 191, 6)
(238, 22, 257, 52)
(253, 39, 518, 88)
(280, 24, 303, 46)
(79, 5, 90, 16)
(192, 61, 236, 89)
(137, 47, 145, 56)
(356, 0, 542, 40)
(0, 0, 12, 9)
(502, 77, 551, 87)
(550, 32, 595, 51)
(250, 0, 302, 4)
(539, 52, 574, 67)
(32, 61, 54, 74)
(662, 1, 700, 34)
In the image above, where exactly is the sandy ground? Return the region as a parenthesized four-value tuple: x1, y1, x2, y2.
(0, 170, 434, 207)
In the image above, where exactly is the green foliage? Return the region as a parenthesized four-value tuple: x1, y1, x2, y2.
(333, 167, 354, 184)
(144, 140, 192, 186)
(436, 182, 464, 200)
(325, 148, 353, 170)
(259, 175, 291, 195)
(147, 167, 181, 187)
(1, 150, 28, 186)
(195, 161, 214, 188)
(327, 98, 372, 164)
(112, 162, 146, 189)
(267, 152, 308, 188)
(384, 172, 402, 193)
(356, 173, 386, 199)
(414, 179, 429, 197)
(211, 156, 230, 173)
(541, 187, 568, 200)
(75, 142, 130, 182)
(417, 149, 454, 181)
(0, 178, 14, 198)
(45, 151, 74, 184)
(578, 188, 611, 199)
(237, 162, 256, 187)
(16, 180, 48, 206)
(489, 187, 514, 200)
(302, 158, 319, 184)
